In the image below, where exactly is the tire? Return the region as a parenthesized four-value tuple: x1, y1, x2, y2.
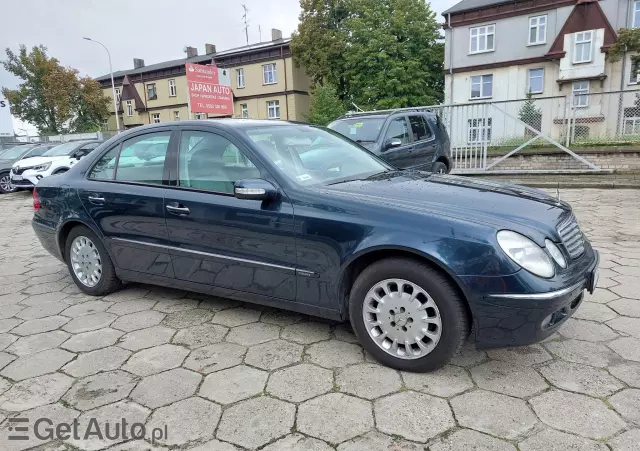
(0, 172, 17, 194)
(349, 258, 469, 372)
(431, 162, 448, 174)
(65, 225, 121, 296)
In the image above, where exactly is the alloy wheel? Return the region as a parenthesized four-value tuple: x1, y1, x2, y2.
(0, 174, 17, 193)
(70, 236, 103, 287)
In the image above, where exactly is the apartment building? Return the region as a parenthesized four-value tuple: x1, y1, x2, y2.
(96, 30, 311, 130)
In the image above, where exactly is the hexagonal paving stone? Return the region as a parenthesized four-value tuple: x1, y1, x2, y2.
(430, 429, 516, 451)
(0, 373, 74, 411)
(162, 309, 213, 328)
(573, 302, 618, 322)
(199, 365, 267, 404)
(173, 324, 228, 348)
(147, 397, 221, 446)
(539, 361, 624, 397)
(584, 288, 619, 304)
(281, 322, 331, 344)
(610, 281, 640, 299)
(111, 310, 166, 332)
(260, 310, 304, 326)
(244, 339, 303, 370)
(545, 339, 618, 367)
(607, 316, 640, 338)
(0, 334, 17, 351)
(336, 363, 402, 400)
(451, 390, 538, 439)
(470, 361, 548, 398)
(60, 300, 113, 317)
(486, 344, 551, 366)
(186, 440, 238, 451)
(217, 396, 296, 449)
(211, 307, 262, 327)
(7, 330, 70, 355)
(609, 389, 640, 424)
(450, 344, 489, 367)
(61, 328, 124, 352)
(608, 337, 640, 362)
(225, 322, 280, 346)
(0, 348, 75, 381)
(0, 352, 19, 372)
(10, 315, 69, 336)
(608, 298, 640, 318)
(263, 433, 333, 451)
(337, 431, 423, 451)
(559, 318, 619, 342)
(609, 362, 640, 388)
(62, 346, 131, 377)
(401, 365, 473, 398)
(195, 295, 240, 311)
(0, 403, 80, 450)
(530, 389, 625, 439)
(16, 301, 67, 320)
(107, 298, 157, 315)
(153, 297, 199, 313)
(608, 429, 640, 451)
(117, 326, 175, 351)
(0, 304, 24, 320)
(62, 312, 117, 333)
(519, 428, 607, 451)
(0, 318, 22, 333)
(298, 393, 373, 444)
(182, 342, 246, 373)
(375, 391, 454, 442)
(122, 344, 189, 376)
(306, 340, 364, 368)
(267, 363, 333, 402)
(131, 368, 201, 409)
(63, 370, 138, 411)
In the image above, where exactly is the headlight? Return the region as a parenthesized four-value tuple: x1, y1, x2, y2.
(545, 239, 567, 269)
(33, 163, 52, 172)
(497, 230, 554, 278)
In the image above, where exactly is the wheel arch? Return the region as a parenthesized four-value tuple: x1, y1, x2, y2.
(57, 218, 103, 262)
(435, 156, 451, 172)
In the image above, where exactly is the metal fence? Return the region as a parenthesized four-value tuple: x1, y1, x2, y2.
(0, 131, 121, 151)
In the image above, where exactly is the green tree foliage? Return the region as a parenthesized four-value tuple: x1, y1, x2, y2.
(306, 84, 346, 125)
(518, 91, 542, 137)
(292, 0, 444, 110)
(607, 28, 640, 67)
(1, 45, 109, 134)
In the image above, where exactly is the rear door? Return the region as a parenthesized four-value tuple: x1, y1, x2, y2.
(76, 129, 176, 278)
(406, 115, 438, 170)
(380, 116, 414, 168)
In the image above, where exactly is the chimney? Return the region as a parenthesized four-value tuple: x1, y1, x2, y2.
(185, 46, 198, 58)
(205, 43, 216, 54)
(271, 28, 283, 41)
(133, 58, 145, 69)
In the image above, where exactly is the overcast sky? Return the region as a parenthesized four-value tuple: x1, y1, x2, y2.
(0, 0, 459, 132)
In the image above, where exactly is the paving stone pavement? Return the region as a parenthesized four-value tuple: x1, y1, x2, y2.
(0, 189, 639, 450)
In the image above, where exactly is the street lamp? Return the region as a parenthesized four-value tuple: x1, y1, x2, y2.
(83, 37, 120, 131)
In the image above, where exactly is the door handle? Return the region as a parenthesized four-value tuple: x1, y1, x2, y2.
(88, 195, 105, 205)
(166, 204, 190, 215)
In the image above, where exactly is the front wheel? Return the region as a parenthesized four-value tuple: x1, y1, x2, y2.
(431, 162, 448, 174)
(349, 258, 469, 372)
(0, 172, 17, 194)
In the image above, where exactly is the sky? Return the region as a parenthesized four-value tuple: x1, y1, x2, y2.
(0, 0, 460, 133)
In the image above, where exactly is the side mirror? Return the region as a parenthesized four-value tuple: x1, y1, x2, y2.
(234, 179, 278, 201)
(383, 138, 402, 151)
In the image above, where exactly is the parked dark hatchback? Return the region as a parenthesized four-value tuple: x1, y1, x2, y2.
(32, 120, 598, 372)
(328, 109, 452, 173)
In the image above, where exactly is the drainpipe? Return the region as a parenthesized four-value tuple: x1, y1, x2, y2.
(448, 13, 454, 104)
(281, 47, 290, 120)
(617, 0, 631, 136)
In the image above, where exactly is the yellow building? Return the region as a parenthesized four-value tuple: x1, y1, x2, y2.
(96, 30, 311, 130)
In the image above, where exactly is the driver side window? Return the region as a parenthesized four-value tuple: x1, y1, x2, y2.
(385, 118, 410, 145)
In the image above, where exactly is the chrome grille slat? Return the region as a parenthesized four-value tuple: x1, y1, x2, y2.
(557, 214, 585, 260)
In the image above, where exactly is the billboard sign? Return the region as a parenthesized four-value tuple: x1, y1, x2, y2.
(185, 63, 233, 116)
(0, 94, 13, 137)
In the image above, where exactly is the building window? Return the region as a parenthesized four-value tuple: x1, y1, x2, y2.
(267, 100, 280, 119)
(151, 113, 161, 123)
(529, 15, 547, 45)
(195, 113, 207, 120)
(263, 64, 277, 84)
(236, 68, 245, 88)
(174, 111, 180, 121)
(573, 31, 593, 64)
(470, 74, 493, 99)
(468, 118, 492, 144)
(635, 1, 640, 27)
(169, 79, 177, 97)
(624, 116, 640, 135)
(572, 81, 589, 107)
(528, 68, 544, 94)
(241, 103, 249, 118)
(115, 88, 121, 103)
(147, 83, 157, 100)
(469, 25, 495, 54)
(126, 100, 133, 117)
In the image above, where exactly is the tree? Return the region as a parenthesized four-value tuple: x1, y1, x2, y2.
(518, 91, 542, 137)
(1, 45, 109, 134)
(306, 84, 346, 125)
(607, 28, 640, 72)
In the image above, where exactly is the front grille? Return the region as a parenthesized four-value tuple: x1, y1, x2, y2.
(557, 214, 585, 259)
(13, 166, 31, 175)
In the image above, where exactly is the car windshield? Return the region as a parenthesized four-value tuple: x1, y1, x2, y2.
(42, 141, 84, 157)
(23, 146, 51, 158)
(245, 124, 392, 186)
(328, 117, 385, 143)
(0, 145, 32, 160)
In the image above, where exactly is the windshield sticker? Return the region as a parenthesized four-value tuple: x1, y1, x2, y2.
(296, 174, 313, 181)
(354, 122, 364, 127)
(349, 127, 357, 135)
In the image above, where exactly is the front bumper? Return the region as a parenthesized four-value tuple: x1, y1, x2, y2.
(10, 170, 39, 187)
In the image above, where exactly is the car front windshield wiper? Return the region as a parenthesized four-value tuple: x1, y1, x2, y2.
(324, 170, 393, 186)
(355, 139, 374, 143)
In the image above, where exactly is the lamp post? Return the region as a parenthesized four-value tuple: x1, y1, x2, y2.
(83, 37, 120, 131)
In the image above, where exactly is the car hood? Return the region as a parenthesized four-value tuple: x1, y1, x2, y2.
(318, 171, 571, 242)
(13, 156, 65, 168)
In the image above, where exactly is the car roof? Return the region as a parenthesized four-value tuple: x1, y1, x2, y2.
(334, 109, 437, 121)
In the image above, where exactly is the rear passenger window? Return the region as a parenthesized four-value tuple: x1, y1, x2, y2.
(88, 146, 119, 180)
(115, 133, 171, 184)
(408, 116, 433, 141)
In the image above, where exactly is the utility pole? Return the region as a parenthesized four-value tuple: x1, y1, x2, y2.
(241, 5, 249, 45)
(258, 25, 262, 43)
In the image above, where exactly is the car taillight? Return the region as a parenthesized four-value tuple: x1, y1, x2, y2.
(33, 188, 41, 210)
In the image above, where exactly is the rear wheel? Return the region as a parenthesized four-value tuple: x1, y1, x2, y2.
(349, 258, 469, 372)
(65, 225, 121, 296)
(0, 172, 17, 194)
(431, 162, 448, 174)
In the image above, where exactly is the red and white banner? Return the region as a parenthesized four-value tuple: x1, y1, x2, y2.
(185, 63, 233, 115)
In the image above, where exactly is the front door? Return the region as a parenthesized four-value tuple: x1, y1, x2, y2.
(380, 116, 414, 168)
(77, 129, 175, 278)
(163, 127, 297, 301)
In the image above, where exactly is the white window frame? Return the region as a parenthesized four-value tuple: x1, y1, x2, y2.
(236, 68, 245, 89)
(624, 116, 640, 135)
(573, 31, 593, 64)
(467, 118, 492, 144)
(151, 113, 161, 124)
(263, 64, 277, 85)
(634, 1, 640, 28)
(195, 112, 207, 120)
(115, 88, 121, 103)
(168, 79, 177, 97)
(174, 111, 180, 121)
(126, 100, 133, 117)
(267, 100, 280, 119)
(528, 68, 544, 94)
(241, 103, 249, 119)
(470, 74, 493, 99)
(469, 24, 495, 54)
(572, 81, 589, 108)
(528, 15, 547, 45)
(147, 83, 157, 100)
(630, 57, 639, 84)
